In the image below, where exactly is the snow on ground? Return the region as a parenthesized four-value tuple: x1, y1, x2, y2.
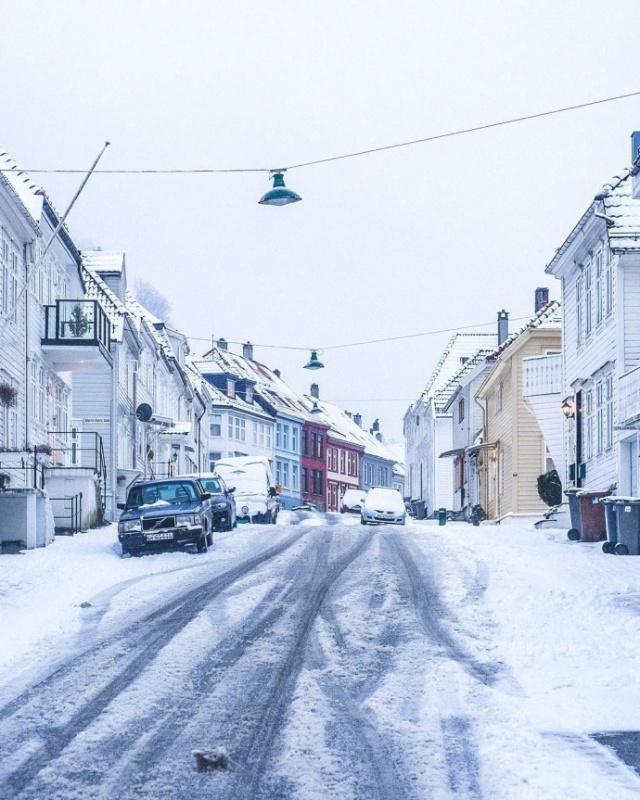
(0, 516, 300, 693)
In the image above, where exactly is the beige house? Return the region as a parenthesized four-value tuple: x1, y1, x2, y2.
(475, 302, 562, 520)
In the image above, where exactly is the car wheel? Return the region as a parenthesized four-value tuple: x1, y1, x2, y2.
(271, 511, 277, 525)
(206, 531, 214, 547)
(197, 532, 209, 553)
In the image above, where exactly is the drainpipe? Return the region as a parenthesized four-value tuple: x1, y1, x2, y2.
(196, 396, 206, 471)
(473, 393, 488, 513)
(23, 243, 30, 450)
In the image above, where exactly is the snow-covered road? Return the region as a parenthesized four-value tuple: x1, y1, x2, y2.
(2, 514, 640, 799)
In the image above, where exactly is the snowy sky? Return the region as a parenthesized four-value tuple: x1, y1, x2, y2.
(2, 0, 639, 439)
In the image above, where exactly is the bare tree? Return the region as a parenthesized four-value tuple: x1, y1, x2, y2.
(135, 280, 172, 323)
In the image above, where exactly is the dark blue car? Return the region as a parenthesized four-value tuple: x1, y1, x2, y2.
(118, 478, 215, 556)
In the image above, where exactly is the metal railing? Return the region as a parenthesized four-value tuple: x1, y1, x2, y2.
(47, 431, 107, 517)
(522, 353, 562, 398)
(51, 493, 83, 535)
(43, 299, 111, 351)
(0, 448, 46, 490)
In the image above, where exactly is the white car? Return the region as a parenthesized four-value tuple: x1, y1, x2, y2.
(361, 488, 406, 526)
(340, 489, 367, 514)
(214, 456, 279, 524)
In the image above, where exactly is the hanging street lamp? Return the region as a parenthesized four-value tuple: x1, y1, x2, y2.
(258, 170, 302, 206)
(310, 401, 322, 415)
(304, 350, 324, 370)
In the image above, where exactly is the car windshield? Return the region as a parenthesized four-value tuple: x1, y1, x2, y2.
(126, 481, 199, 509)
(200, 478, 222, 493)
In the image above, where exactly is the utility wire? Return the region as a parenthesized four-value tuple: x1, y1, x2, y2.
(1, 90, 639, 176)
(185, 315, 532, 352)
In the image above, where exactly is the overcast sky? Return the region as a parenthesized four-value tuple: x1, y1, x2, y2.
(2, 0, 639, 439)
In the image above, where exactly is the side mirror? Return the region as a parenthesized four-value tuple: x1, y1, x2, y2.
(227, 486, 236, 493)
(200, 492, 212, 500)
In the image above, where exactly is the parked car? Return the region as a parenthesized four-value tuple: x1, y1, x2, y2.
(340, 489, 367, 514)
(292, 502, 318, 511)
(214, 456, 279, 524)
(361, 487, 406, 526)
(118, 478, 215, 556)
(180, 472, 236, 531)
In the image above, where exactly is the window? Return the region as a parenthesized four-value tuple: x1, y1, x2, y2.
(605, 374, 614, 451)
(585, 390, 593, 460)
(498, 449, 505, 495)
(327, 448, 332, 469)
(348, 452, 358, 477)
(292, 427, 299, 453)
(458, 398, 465, 423)
(245, 385, 253, 403)
(228, 415, 246, 442)
(302, 429, 309, 455)
(302, 467, 308, 493)
(282, 424, 289, 450)
(494, 383, 503, 413)
(605, 246, 614, 317)
(312, 469, 323, 495)
(585, 260, 592, 336)
(596, 380, 604, 455)
(252, 421, 258, 445)
(595, 250, 603, 325)
(276, 460, 282, 486)
(265, 425, 272, 449)
(339, 450, 346, 474)
(276, 423, 282, 448)
(227, 378, 236, 398)
(283, 461, 289, 488)
(292, 464, 299, 490)
(332, 447, 338, 471)
(576, 275, 583, 346)
(312, 432, 323, 458)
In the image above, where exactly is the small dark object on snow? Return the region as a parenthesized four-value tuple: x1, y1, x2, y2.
(537, 469, 562, 507)
(193, 748, 237, 773)
(79, 601, 92, 608)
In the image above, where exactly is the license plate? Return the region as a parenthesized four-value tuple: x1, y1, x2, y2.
(146, 531, 174, 541)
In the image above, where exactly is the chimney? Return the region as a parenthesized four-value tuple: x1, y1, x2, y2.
(310, 383, 319, 399)
(632, 131, 640, 165)
(242, 341, 254, 360)
(353, 413, 362, 428)
(375, 432, 383, 442)
(274, 368, 281, 378)
(217, 337, 228, 351)
(497, 310, 509, 346)
(371, 418, 380, 433)
(535, 287, 549, 313)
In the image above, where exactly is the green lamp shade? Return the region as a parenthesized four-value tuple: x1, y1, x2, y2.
(259, 172, 302, 206)
(304, 350, 324, 370)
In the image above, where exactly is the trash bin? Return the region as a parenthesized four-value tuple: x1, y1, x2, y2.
(565, 489, 608, 542)
(613, 498, 640, 555)
(564, 488, 581, 540)
(438, 508, 447, 526)
(600, 497, 618, 554)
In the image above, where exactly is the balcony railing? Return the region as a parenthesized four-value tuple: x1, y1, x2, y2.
(43, 299, 111, 351)
(618, 366, 640, 427)
(522, 353, 562, 398)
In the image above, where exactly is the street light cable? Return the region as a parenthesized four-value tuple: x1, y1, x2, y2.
(1, 90, 639, 176)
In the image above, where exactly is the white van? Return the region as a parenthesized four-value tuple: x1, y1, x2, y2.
(214, 456, 279, 524)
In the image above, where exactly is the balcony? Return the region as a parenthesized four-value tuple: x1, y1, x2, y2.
(42, 300, 112, 368)
(618, 366, 640, 429)
(522, 354, 562, 399)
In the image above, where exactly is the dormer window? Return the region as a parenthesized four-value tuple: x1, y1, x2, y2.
(246, 385, 253, 403)
(227, 378, 236, 398)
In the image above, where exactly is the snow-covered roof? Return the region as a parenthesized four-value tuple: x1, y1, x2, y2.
(190, 359, 276, 420)
(547, 169, 640, 273)
(489, 300, 561, 360)
(199, 346, 312, 422)
(435, 348, 495, 413)
(82, 250, 126, 274)
(0, 149, 44, 224)
(421, 332, 498, 403)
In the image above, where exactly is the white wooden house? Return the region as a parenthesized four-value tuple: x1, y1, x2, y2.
(404, 331, 497, 517)
(546, 138, 640, 495)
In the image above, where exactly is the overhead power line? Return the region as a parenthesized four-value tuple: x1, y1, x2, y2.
(185, 315, 532, 352)
(1, 89, 639, 176)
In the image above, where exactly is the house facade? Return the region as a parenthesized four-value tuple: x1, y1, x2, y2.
(475, 302, 562, 520)
(301, 415, 329, 510)
(546, 148, 640, 496)
(404, 331, 498, 517)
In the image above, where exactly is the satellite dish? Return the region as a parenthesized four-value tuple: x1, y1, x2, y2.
(136, 403, 153, 422)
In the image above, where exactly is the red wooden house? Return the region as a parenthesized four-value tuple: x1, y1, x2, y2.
(301, 417, 330, 510)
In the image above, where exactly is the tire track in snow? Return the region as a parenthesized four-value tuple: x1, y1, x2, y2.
(0, 528, 311, 798)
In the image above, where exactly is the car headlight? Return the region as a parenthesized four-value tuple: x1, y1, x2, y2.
(214, 501, 227, 509)
(119, 519, 141, 533)
(241, 505, 249, 515)
(176, 513, 202, 526)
